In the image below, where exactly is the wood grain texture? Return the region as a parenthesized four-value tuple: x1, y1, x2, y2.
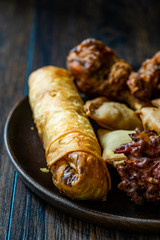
(1, 0, 160, 239)
(9, 176, 46, 240)
(0, 0, 33, 239)
(32, 0, 160, 70)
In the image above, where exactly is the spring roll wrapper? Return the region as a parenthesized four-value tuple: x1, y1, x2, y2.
(29, 66, 111, 200)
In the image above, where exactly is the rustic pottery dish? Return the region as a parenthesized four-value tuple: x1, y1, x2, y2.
(4, 96, 160, 233)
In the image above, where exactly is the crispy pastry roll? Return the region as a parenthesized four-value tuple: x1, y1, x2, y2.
(29, 66, 111, 200)
(97, 129, 135, 167)
(84, 97, 142, 130)
(151, 98, 160, 108)
(138, 107, 160, 134)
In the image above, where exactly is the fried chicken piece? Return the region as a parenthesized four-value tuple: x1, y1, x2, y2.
(115, 128, 160, 204)
(67, 38, 160, 110)
(67, 38, 132, 100)
(127, 52, 160, 101)
(98, 60, 132, 99)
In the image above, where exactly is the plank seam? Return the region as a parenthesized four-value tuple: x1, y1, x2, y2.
(6, 172, 17, 240)
(6, 1, 38, 239)
(24, 1, 38, 95)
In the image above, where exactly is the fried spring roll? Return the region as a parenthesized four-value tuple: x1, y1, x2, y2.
(29, 66, 111, 200)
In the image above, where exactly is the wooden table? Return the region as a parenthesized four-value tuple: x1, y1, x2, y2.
(1, 0, 160, 239)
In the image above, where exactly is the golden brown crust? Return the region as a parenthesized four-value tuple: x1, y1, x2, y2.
(97, 129, 135, 167)
(67, 39, 160, 110)
(121, 90, 151, 110)
(51, 151, 110, 200)
(98, 60, 132, 99)
(29, 66, 111, 200)
(151, 98, 160, 108)
(67, 38, 131, 100)
(127, 51, 160, 101)
(84, 97, 143, 130)
(138, 107, 160, 134)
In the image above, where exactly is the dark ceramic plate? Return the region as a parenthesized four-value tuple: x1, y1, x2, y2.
(4, 96, 160, 233)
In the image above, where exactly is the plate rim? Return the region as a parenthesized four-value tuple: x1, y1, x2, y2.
(4, 96, 160, 232)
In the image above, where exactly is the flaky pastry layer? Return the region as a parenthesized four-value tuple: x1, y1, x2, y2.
(29, 66, 111, 200)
